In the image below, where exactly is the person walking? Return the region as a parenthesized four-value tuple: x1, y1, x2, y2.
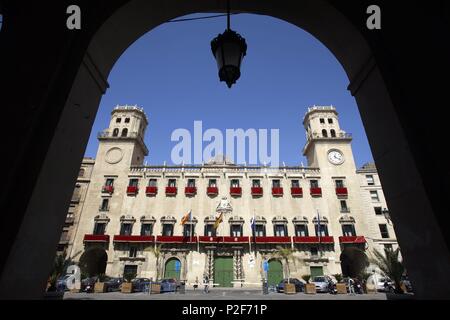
(194, 277, 199, 291)
(348, 277, 355, 295)
(203, 274, 209, 294)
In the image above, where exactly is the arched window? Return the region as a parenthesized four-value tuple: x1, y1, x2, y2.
(112, 128, 119, 137)
(121, 128, 128, 137)
(330, 129, 336, 138)
(322, 129, 328, 138)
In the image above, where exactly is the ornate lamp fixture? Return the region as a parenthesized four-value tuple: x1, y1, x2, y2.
(210, 1, 247, 88)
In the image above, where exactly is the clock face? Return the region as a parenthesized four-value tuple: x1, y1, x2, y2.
(328, 150, 344, 165)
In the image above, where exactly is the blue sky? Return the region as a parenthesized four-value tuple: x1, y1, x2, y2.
(84, 13, 373, 168)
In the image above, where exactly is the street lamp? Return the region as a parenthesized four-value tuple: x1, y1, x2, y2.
(210, 0, 247, 88)
(382, 208, 392, 225)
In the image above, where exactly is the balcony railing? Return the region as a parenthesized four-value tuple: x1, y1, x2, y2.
(102, 185, 114, 194)
(230, 187, 242, 196)
(127, 186, 138, 195)
(83, 234, 110, 243)
(252, 236, 291, 243)
(156, 236, 197, 243)
(272, 187, 284, 197)
(185, 187, 197, 196)
(293, 236, 334, 244)
(145, 186, 158, 196)
(113, 235, 155, 243)
(165, 187, 177, 196)
(291, 187, 303, 197)
(336, 187, 348, 197)
(310, 187, 322, 197)
(251, 187, 263, 196)
(206, 187, 219, 196)
(198, 236, 249, 243)
(339, 236, 366, 244)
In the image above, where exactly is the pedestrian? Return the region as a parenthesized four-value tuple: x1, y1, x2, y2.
(348, 277, 355, 295)
(203, 274, 209, 294)
(194, 277, 199, 291)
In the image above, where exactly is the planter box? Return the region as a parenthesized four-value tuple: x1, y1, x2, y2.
(151, 283, 161, 294)
(305, 283, 316, 294)
(70, 288, 80, 293)
(284, 283, 296, 294)
(94, 282, 107, 293)
(336, 283, 347, 294)
(121, 282, 133, 293)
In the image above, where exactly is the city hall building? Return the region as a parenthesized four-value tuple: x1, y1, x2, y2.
(63, 105, 398, 287)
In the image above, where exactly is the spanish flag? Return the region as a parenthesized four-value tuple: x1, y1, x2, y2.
(213, 212, 223, 230)
(180, 210, 192, 225)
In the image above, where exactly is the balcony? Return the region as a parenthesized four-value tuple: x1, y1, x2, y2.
(145, 186, 158, 196)
(293, 236, 334, 244)
(336, 187, 348, 197)
(230, 187, 242, 197)
(185, 187, 197, 196)
(206, 187, 219, 196)
(272, 187, 284, 197)
(252, 236, 291, 244)
(251, 187, 263, 197)
(126, 186, 138, 195)
(102, 185, 114, 194)
(156, 236, 197, 243)
(339, 236, 366, 244)
(165, 187, 177, 196)
(83, 234, 110, 243)
(291, 187, 303, 197)
(198, 236, 249, 244)
(310, 187, 322, 197)
(113, 235, 155, 243)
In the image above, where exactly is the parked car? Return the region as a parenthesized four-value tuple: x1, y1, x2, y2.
(376, 277, 395, 292)
(131, 278, 152, 292)
(401, 275, 413, 292)
(81, 276, 98, 293)
(160, 278, 180, 293)
(311, 276, 333, 293)
(276, 278, 305, 293)
(104, 277, 124, 292)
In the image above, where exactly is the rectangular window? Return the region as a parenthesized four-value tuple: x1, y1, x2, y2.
(254, 225, 265, 237)
(120, 223, 133, 236)
(93, 223, 106, 235)
(310, 247, 319, 257)
(140, 224, 153, 236)
(105, 178, 114, 186)
(252, 179, 261, 187)
(384, 244, 393, 251)
(328, 118, 333, 124)
(183, 224, 195, 237)
(148, 179, 157, 187)
(342, 224, 356, 237)
(116, 118, 122, 123)
(291, 180, 300, 188)
(310, 180, 319, 188)
(208, 179, 217, 187)
(231, 179, 240, 188)
(295, 225, 309, 237)
(128, 178, 138, 187)
(60, 230, 69, 242)
(370, 191, 380, 202)
(230, 225, 242, 237)
(162, 224, 174, 236)
(125, 118, 130, 123)
(272, 179, 281, 188)
(366, 175, 375, 186)
(379, 224, 390, 239)
(129, 247, 137, 258)
(315, 224, 329, 237)
(340, 200, 349, 212)
(204, 224, 216, 237)
(335, 180, 344, 188)
(187, 179, 196, 187)
(168, 179, 177, 187)
(100, 198, 109, 211)
(374, 207, 383, 215)
(274, 224, 287, 237)
(320, 118, 325, 124)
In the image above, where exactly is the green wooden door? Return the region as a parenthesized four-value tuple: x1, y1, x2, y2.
(214, 257, 233, 287)
(310, 266, 324, 278)
(164, 258, 181, 280)
(267, 260, 283, 286)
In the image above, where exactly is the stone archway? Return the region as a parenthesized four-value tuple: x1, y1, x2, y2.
(1, 1, 450, 299)
(340, 247, 369, 278)
(78, 247, 107, 277)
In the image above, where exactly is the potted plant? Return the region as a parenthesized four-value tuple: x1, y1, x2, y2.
(94, 273, 108, 293)
(302, 275, 316, 294)
(121, 271, 136, 293)
(333, 274, 347, 294)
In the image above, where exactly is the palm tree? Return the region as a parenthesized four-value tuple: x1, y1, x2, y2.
(145, 244, 163, 281)
(47, 251, 80, 291)
(370, 247, 405, 293)
(275, 246, 295, 284)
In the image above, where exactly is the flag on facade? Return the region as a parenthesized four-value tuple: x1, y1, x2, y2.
(180, 209, 192, 225)
(250, 216, 256, 234)
(213, 212, 223, 230)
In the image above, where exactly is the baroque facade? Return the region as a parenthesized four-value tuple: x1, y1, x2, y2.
(65, 105, 398, 287)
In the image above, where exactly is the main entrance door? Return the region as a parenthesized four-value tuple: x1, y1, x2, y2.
(164, 258, 181, 280)
(214, 256, 233, 287)
(267, 259, 283, 286)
